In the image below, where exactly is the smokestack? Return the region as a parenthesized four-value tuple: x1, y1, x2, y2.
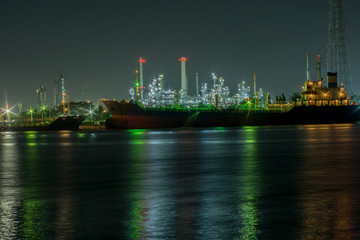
(139, 57, 146, 101)
(196, 72, 199, 96)
(179, 57, 188, 95)
(327, 72, 338, 88)
(254, 72, 256, 97)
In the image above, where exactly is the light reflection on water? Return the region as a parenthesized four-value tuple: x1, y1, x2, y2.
(1, 124, 360, 239)
(0, 132, 20, 239)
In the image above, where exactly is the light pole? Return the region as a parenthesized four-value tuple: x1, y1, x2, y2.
(5, 109, 10, 126)
(29, 109, 34, 126)
(40, 105, 47, 123)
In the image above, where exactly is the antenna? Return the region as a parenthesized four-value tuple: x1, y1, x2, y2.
(317, 54, 323, 82)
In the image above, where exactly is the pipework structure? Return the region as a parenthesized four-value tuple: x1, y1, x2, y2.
(139, 57, 146, 101)
(327, 0, 352, 95)
(179, 57, 188, 95)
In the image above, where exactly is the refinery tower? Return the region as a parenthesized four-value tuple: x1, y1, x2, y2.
(327, 0, 353, 95)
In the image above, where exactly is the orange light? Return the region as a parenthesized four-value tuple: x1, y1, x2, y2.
(179, 57, 188, 61)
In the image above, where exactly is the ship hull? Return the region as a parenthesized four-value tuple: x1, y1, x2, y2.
(103, 101, 360, 129)
(1, 115, 87, 131)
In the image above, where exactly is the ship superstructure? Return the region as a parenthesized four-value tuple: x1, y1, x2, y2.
(301, 72, 349, 107)
(301, 55, 350, 107)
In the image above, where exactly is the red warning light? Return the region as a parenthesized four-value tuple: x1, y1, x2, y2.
(179, 57, 188, 61)
(139, 58, 146, 63)
(317, 54, 322, 60)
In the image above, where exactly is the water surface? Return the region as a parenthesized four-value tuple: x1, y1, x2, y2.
(1, 124, 360, 239)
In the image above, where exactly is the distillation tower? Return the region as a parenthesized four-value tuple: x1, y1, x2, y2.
(327, 0, 352, 95)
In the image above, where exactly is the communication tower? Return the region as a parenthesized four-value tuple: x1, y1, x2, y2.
(327, 0, 352, 95)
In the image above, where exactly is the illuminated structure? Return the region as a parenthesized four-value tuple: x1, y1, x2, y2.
(179, 57, 188, 96)
(301, 72, 349, 106)
(139, 58, 146, 102)
(234, 81, 251, 103)
(36, 84, 47, 105)
(59, 73, 70, 115)
(327, 0, 352, 95)
(104, 54, 359, 129)
(54, 74, 64, 107)
(301, 55, 350, 106)
(128, 57, 266, 109)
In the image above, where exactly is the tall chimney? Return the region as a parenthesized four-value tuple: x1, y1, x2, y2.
(254, 72, 256, 97)
(139, 57, 146, 101)
(196, 72, 199, 96)
(179, 57, 188, 95)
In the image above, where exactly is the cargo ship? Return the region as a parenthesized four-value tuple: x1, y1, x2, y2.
(102, 71, 360, 129)
(102, 101, 360, 129)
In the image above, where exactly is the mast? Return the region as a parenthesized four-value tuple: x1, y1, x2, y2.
(317, 55, 322, 82)
(135, 70, 139, 103)
(306, 51, 310, 82)
(60, 73, 67, 115)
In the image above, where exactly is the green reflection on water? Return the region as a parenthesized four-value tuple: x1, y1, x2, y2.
(213, 127, 227, 131)
(25, 131, 37, 139)
(22, 198, 49, 239)
(127, 129, 148, 135)
(77, 132, 86, 138)
(235, 127, 262, 240)
(126, 201, 147, 239)
(21, 132, 50, 239)
(243, 126, 258, 132)
(131, 140, 146, 145)
(125, 131, 147, 239)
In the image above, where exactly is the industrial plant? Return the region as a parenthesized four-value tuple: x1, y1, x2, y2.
(0, 0, 358, 130)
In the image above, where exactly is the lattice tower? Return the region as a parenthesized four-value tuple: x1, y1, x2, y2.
(327, 0, 353, 95)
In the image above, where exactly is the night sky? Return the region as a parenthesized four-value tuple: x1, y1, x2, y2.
(1, 0, 360, 106)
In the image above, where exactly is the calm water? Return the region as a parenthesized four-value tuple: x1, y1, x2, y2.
(1, 124, 360, 239)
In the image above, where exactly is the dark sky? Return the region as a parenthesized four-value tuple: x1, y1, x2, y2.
(1, 0, 360, 106)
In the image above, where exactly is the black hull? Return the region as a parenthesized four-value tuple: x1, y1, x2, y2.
(1, 115, 87, 131)
(103, 101, 360, 129)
